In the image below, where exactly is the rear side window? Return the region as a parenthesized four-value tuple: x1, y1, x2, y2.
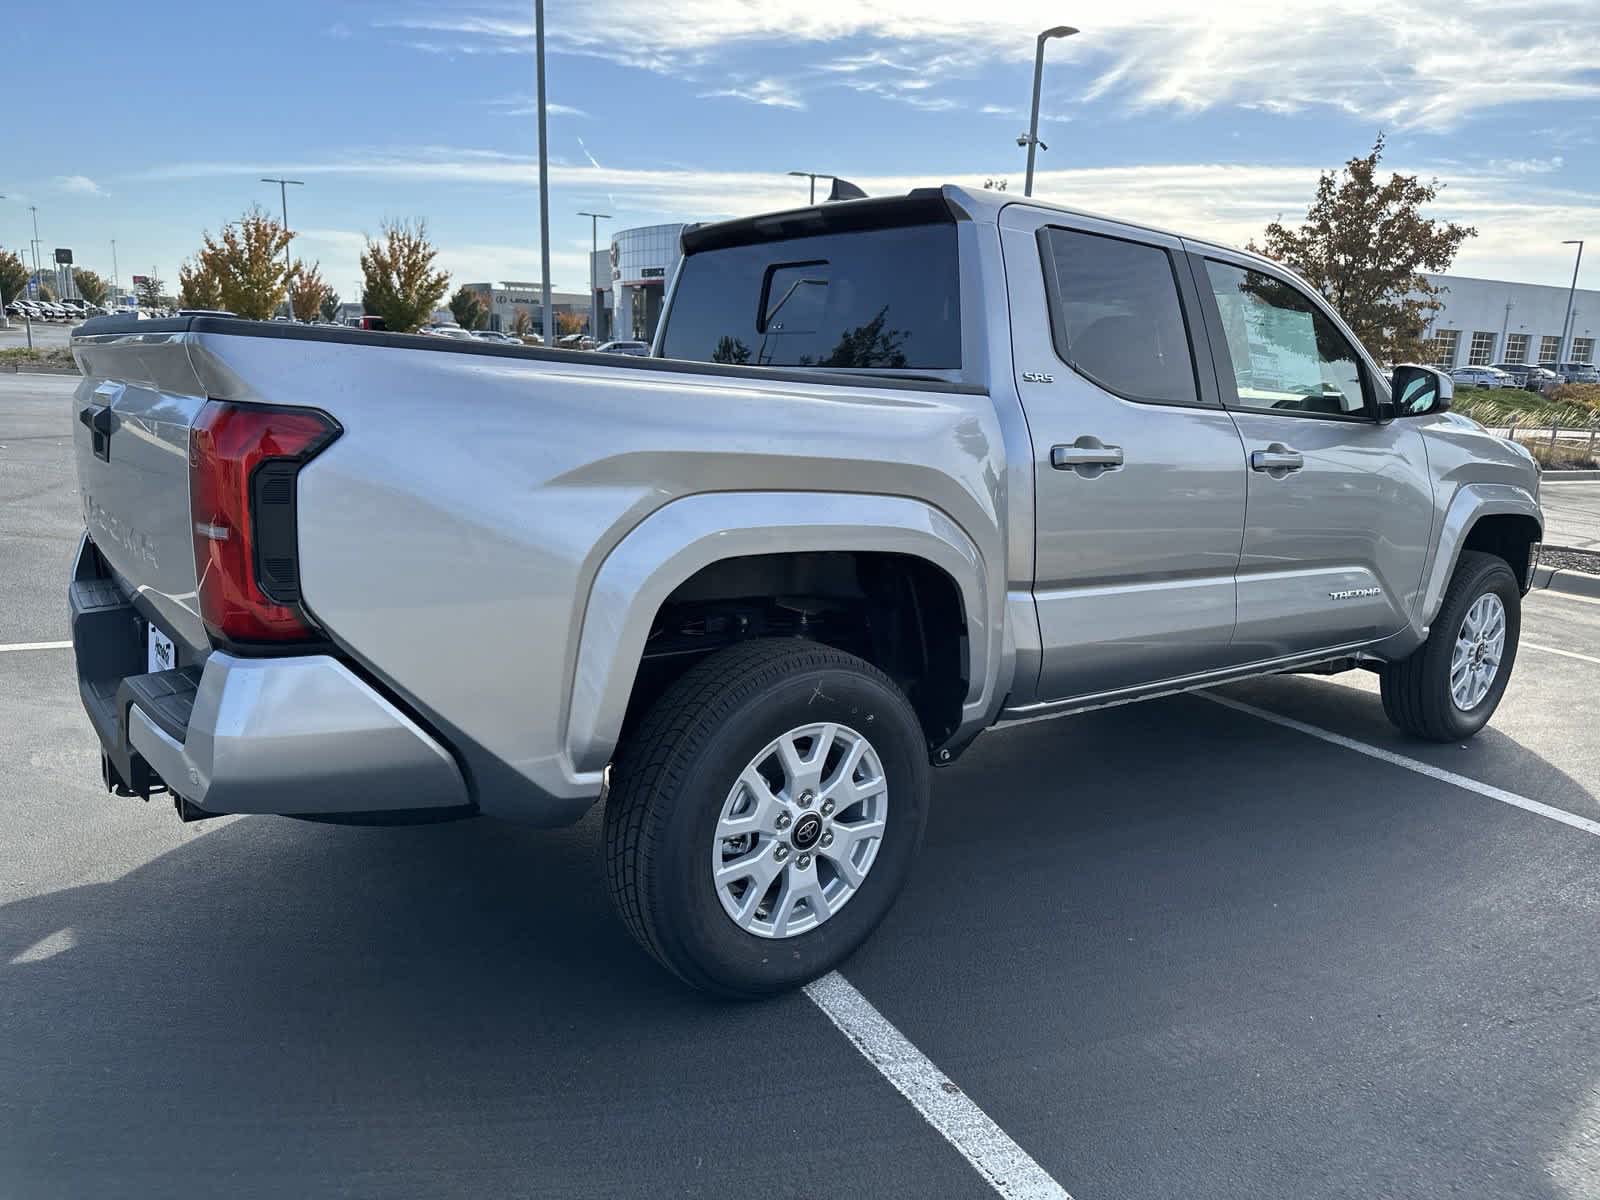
(660, 223, 960, 369)
(1039, 227, 1199, 405)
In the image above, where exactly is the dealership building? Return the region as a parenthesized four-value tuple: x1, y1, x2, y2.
(1422, 273, 1599, 369)
(604, 223, 687, 343)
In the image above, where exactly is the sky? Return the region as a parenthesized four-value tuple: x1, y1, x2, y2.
(5, 0, 1600, 303)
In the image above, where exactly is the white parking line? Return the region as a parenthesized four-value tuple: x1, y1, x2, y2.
(0, 640, 71, 654)
(805, 971, 1073, 1200)
(1524, 641, 1600, 668)
(1202, 692, 1600, 839)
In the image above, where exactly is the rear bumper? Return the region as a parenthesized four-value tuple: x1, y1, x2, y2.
(71, 535, 471, 818)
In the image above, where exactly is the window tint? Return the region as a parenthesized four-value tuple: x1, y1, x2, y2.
(1040, 228, 1198, 404)
(659, 223, 960, 369)
(1203, 261, 1367, 417)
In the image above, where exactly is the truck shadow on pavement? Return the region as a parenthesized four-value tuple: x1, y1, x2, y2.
(2, 684, 1597, 1199)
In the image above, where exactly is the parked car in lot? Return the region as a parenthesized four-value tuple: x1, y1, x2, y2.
(1552, 361, 1599, 384)
(66, 186, 1543, 996)
(1522, 364, 1560, 392)
(1489, 362, 1531, 387)
(597, 339, 651, 356)
(1450, 365, 1511, 390)
(471, 329, 521, 344)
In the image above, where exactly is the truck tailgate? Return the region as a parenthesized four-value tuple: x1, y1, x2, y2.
(72, 332, 210, 653)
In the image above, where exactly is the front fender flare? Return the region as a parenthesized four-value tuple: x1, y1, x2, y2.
(1417, 482, 1543, 630)
(563, 491, 1003, 776)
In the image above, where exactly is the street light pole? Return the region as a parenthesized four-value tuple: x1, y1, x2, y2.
(111, 239, 119, 309)
(29, 204, 42, 299)
(534, 0, 554, 348)
(578, 211, 610, 343)
(1560, 240, 1584, 363)
(261, 178, 304, 320)
(1023, 25, 1078, 197)
(0, 193, 8, 330)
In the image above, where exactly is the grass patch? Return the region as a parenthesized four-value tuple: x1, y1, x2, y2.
(0, 346, 77, 370)
(1453, 386, 1600, 433)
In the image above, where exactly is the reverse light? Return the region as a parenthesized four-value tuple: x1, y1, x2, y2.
(188, 401, 341, 644)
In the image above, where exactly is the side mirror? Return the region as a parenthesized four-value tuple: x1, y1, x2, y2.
(1390, 364, 1452, 418)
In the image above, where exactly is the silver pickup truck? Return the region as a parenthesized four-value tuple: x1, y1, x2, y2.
(68, 186, 1542, 995)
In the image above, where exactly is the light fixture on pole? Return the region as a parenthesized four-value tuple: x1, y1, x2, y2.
(1021, 25, 1078, 197)
(534, 0, 554, 348)
(578, 211, 611, 343)
(1559, 240, 1584, 363)
(787, 171, 832, 205)
(261, 178, 304, 320)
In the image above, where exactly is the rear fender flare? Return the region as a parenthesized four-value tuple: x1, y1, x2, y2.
(564, 491, 1001, 775)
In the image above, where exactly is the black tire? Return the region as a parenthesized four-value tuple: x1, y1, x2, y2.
(604, 639, 929, 997)
(1380, 550, 1521, 741)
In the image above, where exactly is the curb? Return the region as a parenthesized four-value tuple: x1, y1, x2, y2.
(0, 364, 79, 376)
(1543, 470, 1600, 482)
(1533, 563, 1600, 599)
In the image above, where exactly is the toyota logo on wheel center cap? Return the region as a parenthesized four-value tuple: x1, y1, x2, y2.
(791, 813, 823, 851)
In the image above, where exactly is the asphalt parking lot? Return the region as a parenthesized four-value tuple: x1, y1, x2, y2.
(3, 371, 1600, 1199)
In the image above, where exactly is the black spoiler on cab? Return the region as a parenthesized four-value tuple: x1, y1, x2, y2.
(680, 188, 961, 256)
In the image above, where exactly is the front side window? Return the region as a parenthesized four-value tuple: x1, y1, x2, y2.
(1038, 227, 1198, 405)
(659, 222, 960, 369)
(1202, 261, 1367, 417)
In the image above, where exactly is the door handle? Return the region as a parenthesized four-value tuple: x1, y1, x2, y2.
(79, 404, 113, 462)
(1250, 445, 1303, 473)
(1051, 442, 1124, 470)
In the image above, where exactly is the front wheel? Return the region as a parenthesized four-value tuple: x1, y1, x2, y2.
(1381, 550, 1521, 741)
(604, 640, 930, 996)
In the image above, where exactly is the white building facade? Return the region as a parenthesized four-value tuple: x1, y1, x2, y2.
(1422, 273, 1598, 370)
(610, 223, 686, 343)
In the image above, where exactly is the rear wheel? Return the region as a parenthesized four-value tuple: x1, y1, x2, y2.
(604, 640, 929, 996)
(1381, 550, 1521, 741)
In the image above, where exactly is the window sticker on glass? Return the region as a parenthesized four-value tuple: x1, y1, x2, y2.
(1204, 261, 1366, 416)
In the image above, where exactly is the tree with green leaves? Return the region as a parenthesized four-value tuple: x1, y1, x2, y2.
(319, 289, 342, 322)
(360, 219, 450, 334)
(73, 268, 110, 306)
(0, 249, 27, 308)
(193, 208, 292, 320)
(1249, 134, 1476, 364)
(178, 258, 223, 310)
(448, 285, 486, 330)
(135, 275, 163, 307)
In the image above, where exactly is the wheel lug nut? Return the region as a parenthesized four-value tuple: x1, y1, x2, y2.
(798, 853, 812, 869)
(775, 813, 792, 830)
(798, 790, 815, 809)
(774, 844, 789, 862)
(820, 799, 834, 816)
(820, 831, 833, 848)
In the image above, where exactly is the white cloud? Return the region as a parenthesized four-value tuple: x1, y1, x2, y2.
(377, 0, 1600, 130)
(487, 93, 588, 117)
(135, 149, 1600, 286)
(57, 175, 106, 196)
(700, 77, 806, 110)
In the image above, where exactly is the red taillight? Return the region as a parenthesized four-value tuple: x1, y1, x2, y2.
(188, 401, 340, 644)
